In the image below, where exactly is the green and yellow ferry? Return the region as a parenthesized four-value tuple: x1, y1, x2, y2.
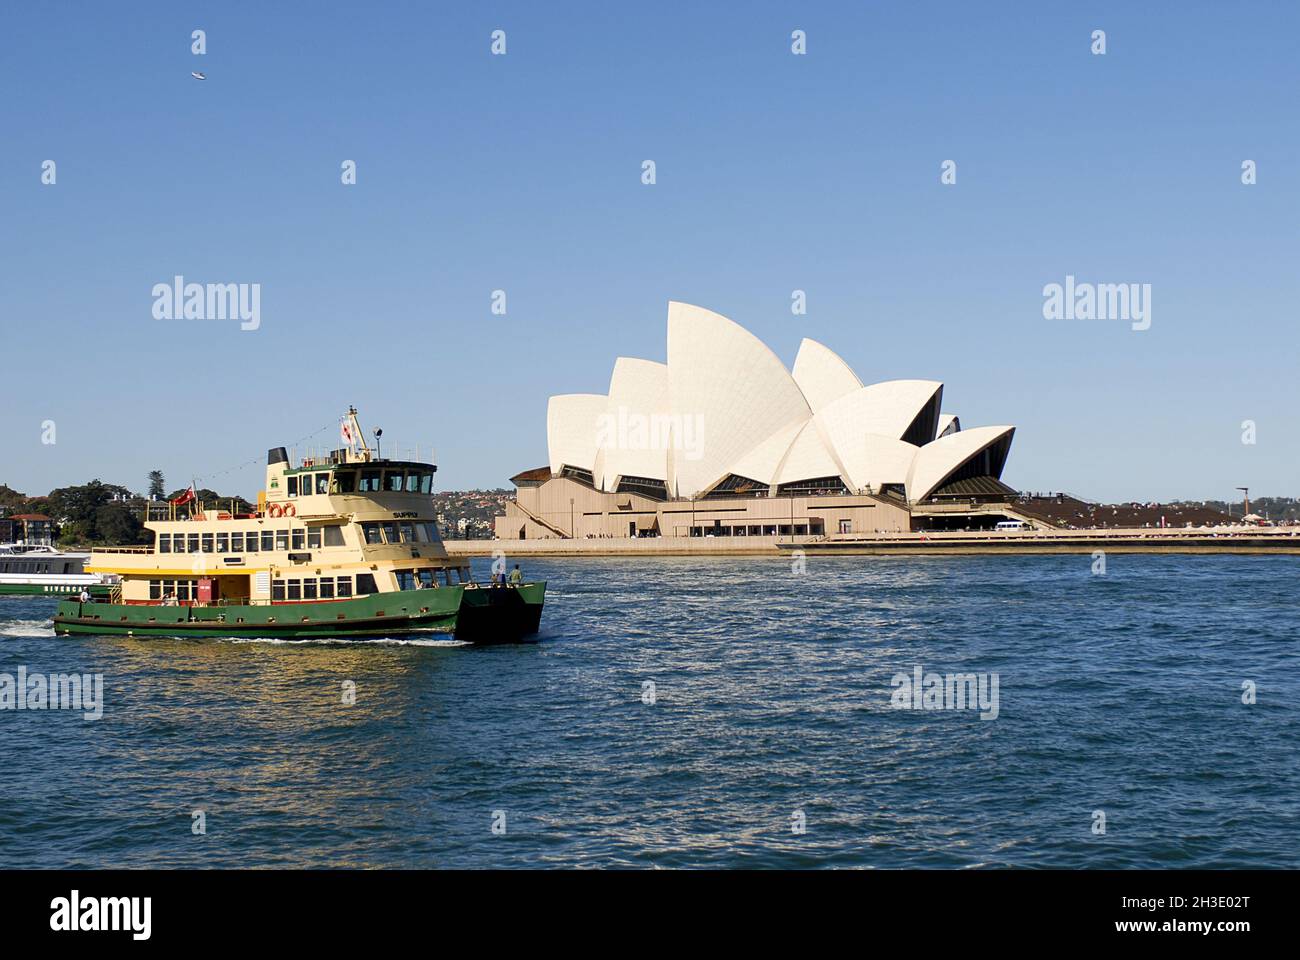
(53, 409, 544, 642)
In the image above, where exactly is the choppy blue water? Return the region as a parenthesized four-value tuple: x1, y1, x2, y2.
(1, 555, 1296, 868)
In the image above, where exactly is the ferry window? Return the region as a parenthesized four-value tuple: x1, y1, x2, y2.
(287, 580, 302, 601)
(231, 533, 244, 552)
(424, 522, 441, 542)
(187, 534, 199, 553)
(323, 526, 343, 547)
(287, 476, 299, 497)
(291, 529, 305, 550)
(275, 530, 289, 551)
(381, 522, 398, 544)
(216, 534, 228, 553)
(404, 472, 421, 493)
(271, 580, 285, 601)
(303, 578, 318, 600)
(417, 569, 435, 588)
(245, 533, 258, 553)
(361, 522, 383, 545)
(413, 523, 429, 542)
(319, 578, 335, 599)
(315, 474, 330, 495)
(177, 581, 191, 602)
(307, 528, 321, 549)
(336, 577, 353, 598)
(201, 534, 214, 553)
(398, 522, 415, 543)
(395, 570, 416, 591)
(355, 573, 377, 595)
(334, 471, 356, 494)
(159, 534, 171, 553)
(360, 470, 382, 492)
(149, 580, 161, 600)
(261, 531, 274, 551)
(420, 472, 433, 494)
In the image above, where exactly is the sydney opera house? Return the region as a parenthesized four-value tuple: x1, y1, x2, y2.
(496, 302, 1018, 541)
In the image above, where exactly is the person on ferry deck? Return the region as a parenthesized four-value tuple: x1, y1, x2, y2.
(508, 564, 522, 585)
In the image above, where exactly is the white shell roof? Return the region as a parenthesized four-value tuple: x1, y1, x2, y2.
(773, 419, 848, 486)
(792, 338, 863, 413)
(815, 380, 942, 442)
(666, 301, 811, 498)
(906, 425, 1015, 503)
(543, 303, 1015, 503)
(597, 357, 671, 492)
(728, 418, 808, 487)
(546, 393, 607, 476)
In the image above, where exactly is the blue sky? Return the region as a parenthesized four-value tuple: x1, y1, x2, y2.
(2, 1, 1296, 503)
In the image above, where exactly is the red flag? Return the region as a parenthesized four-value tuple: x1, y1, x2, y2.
(170, 486, 196, 506)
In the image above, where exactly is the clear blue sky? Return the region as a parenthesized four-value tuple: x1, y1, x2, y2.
(3, 1, 1296, 504)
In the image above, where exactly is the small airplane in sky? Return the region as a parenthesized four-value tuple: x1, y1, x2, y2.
(191, 71, 206, 80)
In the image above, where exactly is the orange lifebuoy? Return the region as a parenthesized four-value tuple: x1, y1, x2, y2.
(267, 503, 283, 518)
(283, 503, 296, 518)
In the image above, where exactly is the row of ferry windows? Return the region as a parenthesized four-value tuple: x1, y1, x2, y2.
(0, 560, 74, 574)
(286, 469, 435, 497)
(148, 576, 369, 602)
(148, 579, 200, 601)
(270, 568, 458, 600)
(156, 522, 438, 554)
(157, 527, 343, 553)
(360, 521, 439, 545)
(272, 575, 366, 601)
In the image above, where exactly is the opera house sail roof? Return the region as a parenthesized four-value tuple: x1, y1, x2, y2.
(543, 302, 1015, 505)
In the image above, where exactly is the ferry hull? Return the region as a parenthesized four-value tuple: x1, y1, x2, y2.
(51, 582, 545, 642)
(455, 582, 546, 643)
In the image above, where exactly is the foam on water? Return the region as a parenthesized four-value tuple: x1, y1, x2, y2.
(227, 636, 470, 647)
(0, 619, 55, 637)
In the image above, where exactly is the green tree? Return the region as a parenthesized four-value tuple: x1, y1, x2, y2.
(44, 480, 134, 543)
(0, 484, 28, 514)
(94, 501, 146, 544)
(166, 487, 255, 515)
(147, 470, 165, 500)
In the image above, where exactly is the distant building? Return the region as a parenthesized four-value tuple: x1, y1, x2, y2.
(496, 302, 1018, 539)
(1, 513, 55, 546)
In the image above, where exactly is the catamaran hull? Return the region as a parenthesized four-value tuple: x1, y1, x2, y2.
(50, 582, 545, 643)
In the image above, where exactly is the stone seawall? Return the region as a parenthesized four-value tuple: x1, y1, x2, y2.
(445, 529, 1300, 558)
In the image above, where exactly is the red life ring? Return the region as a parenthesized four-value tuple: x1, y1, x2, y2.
(267, 503, 283, 518)
(283, 503, 296, 518)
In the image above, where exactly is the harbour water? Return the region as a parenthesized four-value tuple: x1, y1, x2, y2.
(1, 555, 1296, 868)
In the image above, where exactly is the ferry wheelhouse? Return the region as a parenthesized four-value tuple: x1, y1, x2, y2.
(52, 409, 544, 641)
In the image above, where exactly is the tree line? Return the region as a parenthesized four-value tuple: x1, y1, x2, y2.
(0, 471, 253, 547)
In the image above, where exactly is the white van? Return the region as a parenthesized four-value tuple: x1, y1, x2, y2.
(995, 520, 1029, 531)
